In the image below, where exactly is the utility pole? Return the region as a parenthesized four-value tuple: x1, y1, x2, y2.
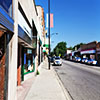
(48, 0, 50, 70)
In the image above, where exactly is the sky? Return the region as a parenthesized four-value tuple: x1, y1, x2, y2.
(35, 0, 100, 50)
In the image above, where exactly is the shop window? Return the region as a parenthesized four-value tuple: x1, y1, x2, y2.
(24, 49, 35, 74)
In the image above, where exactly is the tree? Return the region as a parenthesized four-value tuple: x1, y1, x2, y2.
(68, 46, 73, 50)
(53, 42, 67, 57)
(50, 51, 54, 57)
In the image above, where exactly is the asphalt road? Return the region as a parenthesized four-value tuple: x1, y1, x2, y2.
(53, 60, 100, 100)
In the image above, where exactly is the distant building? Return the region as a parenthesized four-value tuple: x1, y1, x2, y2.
(80, 41, 97, 59)
(66, 49, 72, 60)
(96, 42, 100, 64)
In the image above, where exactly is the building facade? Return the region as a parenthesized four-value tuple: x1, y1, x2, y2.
(96, 42, 100, 65)
(0, 0, 45, 100)
(0, 0, 16, 100)
(81, 41, 97, 59)
(36, 6, 46, 64)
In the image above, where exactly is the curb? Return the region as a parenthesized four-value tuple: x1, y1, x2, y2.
(51, 66, 73, 100)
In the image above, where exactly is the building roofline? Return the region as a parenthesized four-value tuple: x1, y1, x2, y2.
(33, 0, 38, 16)
(36, 5, 43, 8)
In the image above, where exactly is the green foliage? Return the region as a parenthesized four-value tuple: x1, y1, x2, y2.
(50, 51, 54, 57)
(53, 42, 67, 57)
(68, 46, 73, 50)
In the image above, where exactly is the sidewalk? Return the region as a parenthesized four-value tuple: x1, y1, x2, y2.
(24, 59, 68, 100)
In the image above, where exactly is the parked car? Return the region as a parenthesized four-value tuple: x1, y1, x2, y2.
(53, 56, 62, 66)
(82, 58, 88, 63)
(85, 58, 88, 63)
(75, 57, 81, 62)
(87, 59, 97, 65)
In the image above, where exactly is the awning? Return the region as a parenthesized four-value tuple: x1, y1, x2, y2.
(81, 49, 96, 55)
(0, 7, 14, 32)
(18, 25, 33, 48)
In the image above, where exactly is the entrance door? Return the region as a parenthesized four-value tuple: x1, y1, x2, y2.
(0, 32, 6, 100)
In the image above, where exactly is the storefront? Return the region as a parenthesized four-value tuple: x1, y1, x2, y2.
(81, 49, 96, 59)
(96, 42, 100, 65)
(71, 51, 81, 60)
(0, 0, 14, 99)
(17, 2, 38, 85)
(0, 28, 13, 100)
(80, 41, 97, 60)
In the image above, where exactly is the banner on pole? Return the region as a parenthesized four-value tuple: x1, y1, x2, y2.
(50, 13, 53, 28)
(46, 13, 53, 28)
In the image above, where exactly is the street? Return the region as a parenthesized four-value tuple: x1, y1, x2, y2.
(53, 60, 100, 100)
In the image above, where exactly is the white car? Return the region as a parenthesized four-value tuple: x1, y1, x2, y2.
(53, 57, 62, 66)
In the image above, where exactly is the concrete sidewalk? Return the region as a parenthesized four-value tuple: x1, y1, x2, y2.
(24, 59, 68, 100)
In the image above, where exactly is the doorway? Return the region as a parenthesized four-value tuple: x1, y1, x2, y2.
(0, 31, 12, 100)
(0, 32, 6, 100)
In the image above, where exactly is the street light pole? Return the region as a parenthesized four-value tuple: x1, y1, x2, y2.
(51, 33, 58, 37)
(48, 0, 50, 70)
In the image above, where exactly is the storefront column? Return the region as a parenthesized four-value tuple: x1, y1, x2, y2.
(8, 0, 18, 100)
(35, 39, 39, 73)
(21, 47, 25, 81)
(17, 44, 21, 86)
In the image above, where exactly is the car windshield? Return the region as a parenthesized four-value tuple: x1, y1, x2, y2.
(55, 57, 60, 60)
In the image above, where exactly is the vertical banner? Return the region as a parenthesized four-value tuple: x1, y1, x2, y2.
(46, 13, 53, 28)
(50, 13, 53, 28)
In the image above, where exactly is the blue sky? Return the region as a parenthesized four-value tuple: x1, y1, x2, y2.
(35, 0, 100, 50)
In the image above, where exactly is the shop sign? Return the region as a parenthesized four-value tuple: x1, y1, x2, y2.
(81, 49, 96, 54)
